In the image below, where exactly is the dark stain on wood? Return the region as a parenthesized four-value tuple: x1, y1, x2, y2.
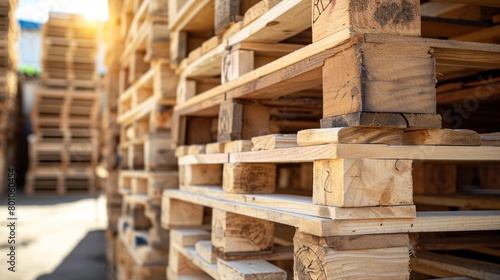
(374, 0, 417, 27)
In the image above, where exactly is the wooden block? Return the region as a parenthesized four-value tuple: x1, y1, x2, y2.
(312, 0, 421, 42)
(218, 259, 286, 280)
(170, 31, 187, 68)
(412, 162, 457, 195)
(295, 232, 410, 250)
(195, 241, 217, 264)
(212, 209, 274, 255)
(222, 49, 254, 83)
(215, 0, 243, 34)
(179, 164, 222, 186)
(403, 129, 481, 146)
(321, 112, 442, 129)
(323, 43, 436, 118)
(223, 163, 276, 194)
(176, 146, 190, 157)
(161, 197, 204, 229)
(206, 142, 226, 154)
(177, 78, 197, 104)
(297, 127, 403, 146)
(218, 100, 270, 141)
(171, 229, 211, 247)
(218, 100, 243, 141)
(313, 159, 413, 207)
(224, 140, 252, 153)
(251, 134, 298, 151)
(145, 136, 177, 169)
(294, 231, 410, 279)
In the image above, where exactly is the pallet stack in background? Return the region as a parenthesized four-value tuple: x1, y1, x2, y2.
(160, 0, 500, 279)
(111, 0, 179, 278)
(102, 0, 124, 277)
(0, 0, 18, 194)
(25, 13, 100, 195)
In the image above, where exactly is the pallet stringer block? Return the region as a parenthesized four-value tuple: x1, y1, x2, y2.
(313, 158, 413, 207)
(217, 99, 270, 142)
(211, 208, 274, 258)
(294, 231, 411, 279)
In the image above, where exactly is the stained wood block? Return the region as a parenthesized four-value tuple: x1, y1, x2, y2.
(313, 159, 413, 207)
(294, 231, 410, 279)
(144, 134, 177, 170)
(212, 209, 274, 255)
(180, 164, 222, 186)
(312, 0, 421, 42)
(323, 43, 436, 118)
(298, 127, 403, 146)
(223, 163, 276, 194)
(218, 100, 270, 142)
(222, 49, 254, 83)
(321, 112, 442, 129)
(215, 0, 243, 34)
(161, 197, 204, 229)
(218, 259, 286, 280)
(403, 129, 481, 146)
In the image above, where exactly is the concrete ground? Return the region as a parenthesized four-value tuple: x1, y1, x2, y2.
(0, 194, 108, 280)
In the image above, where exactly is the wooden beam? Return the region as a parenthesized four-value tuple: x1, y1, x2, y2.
(218, 259, 286, 280)
(161, 197, 204, 229)
(298, 127, 403, 146)
(403, 129, 481, 146)
(322, 43, 436, 119)
(313, 158, 413, 207)
(294, 231, 410, 279)
(212, 208, 274, 255)
(223, 163, 276, 193)
(164, 190, 500, 236)
(312, 0, 421, 42)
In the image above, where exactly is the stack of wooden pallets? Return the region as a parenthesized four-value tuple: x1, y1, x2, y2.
(26, 13, 99, 195)
(0, 0, 18, 194)
(102, 0, 124, 277)
(158, 0, 500, 279)
(113, 0, 179, 279)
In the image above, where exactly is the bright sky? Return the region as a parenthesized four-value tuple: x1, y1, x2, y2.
(17, 0, 109, 23)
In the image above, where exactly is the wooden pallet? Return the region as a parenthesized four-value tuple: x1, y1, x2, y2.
(412, 235, 500, 280)
(25, 169, 95, 195)
(118, 170, 178, 203)
(117, 60, 177, 126)
(167, 228, 290, 279)
(31, 88, 99, 131)
(41, 13, 98, 89)
(115, 229, 166, 280)
(28, 139, 98, 171)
